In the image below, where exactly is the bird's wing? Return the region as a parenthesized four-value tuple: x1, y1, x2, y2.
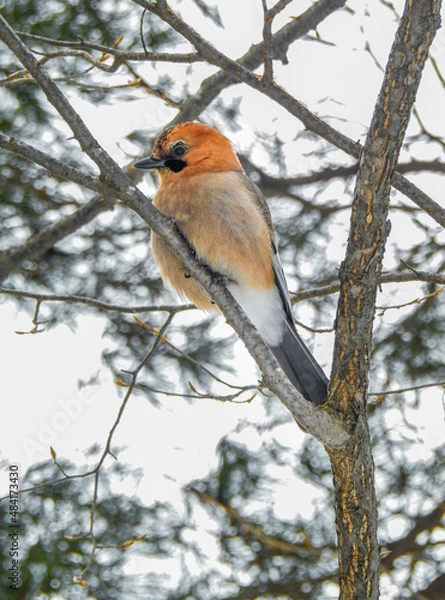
(270, 250, 296, 327)
(235, 173, 275, 237)
(271, 250, 329, 403)
(237, 172, 329, 402)
(235, 173, 295, 325)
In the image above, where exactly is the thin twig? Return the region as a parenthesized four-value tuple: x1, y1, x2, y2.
(78, 312, 175, 583)
(139, 8, 149, 55)
(369, 380, 445, 397)
(17, 30, 202, 63)
(376, 287, 443, 315)
(412, 105, 445, 149)
(0, 287, 194, 314)
(290, 271, 445, 303)
(261, 0, 274, 83)
(135, 383, 257, 403)
(133, 315, 254, 391)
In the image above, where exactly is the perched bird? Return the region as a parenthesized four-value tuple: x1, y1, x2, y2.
(134, 122, 328, 405)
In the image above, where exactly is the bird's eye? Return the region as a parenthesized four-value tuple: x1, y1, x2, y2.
(172, 142, 187, 158)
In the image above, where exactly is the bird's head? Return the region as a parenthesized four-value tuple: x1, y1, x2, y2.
(134, 122, 243, 182)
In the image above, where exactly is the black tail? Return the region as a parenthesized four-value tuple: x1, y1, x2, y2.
(270, 322, 328, 405)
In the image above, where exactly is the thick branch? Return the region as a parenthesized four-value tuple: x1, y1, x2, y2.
(327, 2, 441, 599)
(121, 186, 348, 445)
(330, 0, 442, 412)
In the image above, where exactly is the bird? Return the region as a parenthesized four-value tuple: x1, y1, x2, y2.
(134, 122, 329, 405)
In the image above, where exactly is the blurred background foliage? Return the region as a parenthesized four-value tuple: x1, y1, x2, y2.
(0, 0, 444, 598)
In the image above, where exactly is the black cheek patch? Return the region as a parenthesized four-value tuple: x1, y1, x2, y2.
(164, 158, 187, 172)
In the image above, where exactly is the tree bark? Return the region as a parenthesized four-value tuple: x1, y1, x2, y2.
(327, 1, 442, 598)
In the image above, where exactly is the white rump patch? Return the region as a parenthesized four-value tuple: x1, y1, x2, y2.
(227, 284, 285, 347)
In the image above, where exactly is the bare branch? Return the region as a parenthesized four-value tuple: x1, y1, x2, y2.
(369, 380, 445, 397)
(141, 0, 445, 228)
(0, 287, 194, 314)
(172, 0, 348, 122)
(413, 105, 445, 149)
(261, 0, 297, 82)
(241, 154, 445, 190)
(0, 48, 123, 82)
(78, 312, 175, 583)
(0, 15, 127, 178)
(0, 132, 100, 189)
(261, 0, 274, 83)
(17, 30, 203, 63)
(0, 195, 114, 284)
(290, 271, 445, 303)
(376, 287, 444, 315)
(0, 12, 349, 446)
(327, 2, 441, 597)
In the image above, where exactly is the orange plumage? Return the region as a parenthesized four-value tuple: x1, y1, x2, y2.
(135, 122, 329, 404)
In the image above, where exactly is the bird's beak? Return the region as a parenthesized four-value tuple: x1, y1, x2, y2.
(133, 155, 166, 170)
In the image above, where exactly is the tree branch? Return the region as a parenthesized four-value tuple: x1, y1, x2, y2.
(78, 311, 176, 584)
(0, 0, 350, 284)
(0, 195, 114, 284)
(241, 155, 445, 192)
(327, 2, 442, 598)
(16, 30, 203, 63)
(0, 15, 127, 180)
(290, 271, 445, 303)
(0, 287, 193, 314)
(168, 0, 348, 122)
(141, 0, 445, 228)
(261, 0, 274, 84)
(0, 12, 348, 446)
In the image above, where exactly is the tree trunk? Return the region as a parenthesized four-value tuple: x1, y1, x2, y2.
(327, 1, 442, 598)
